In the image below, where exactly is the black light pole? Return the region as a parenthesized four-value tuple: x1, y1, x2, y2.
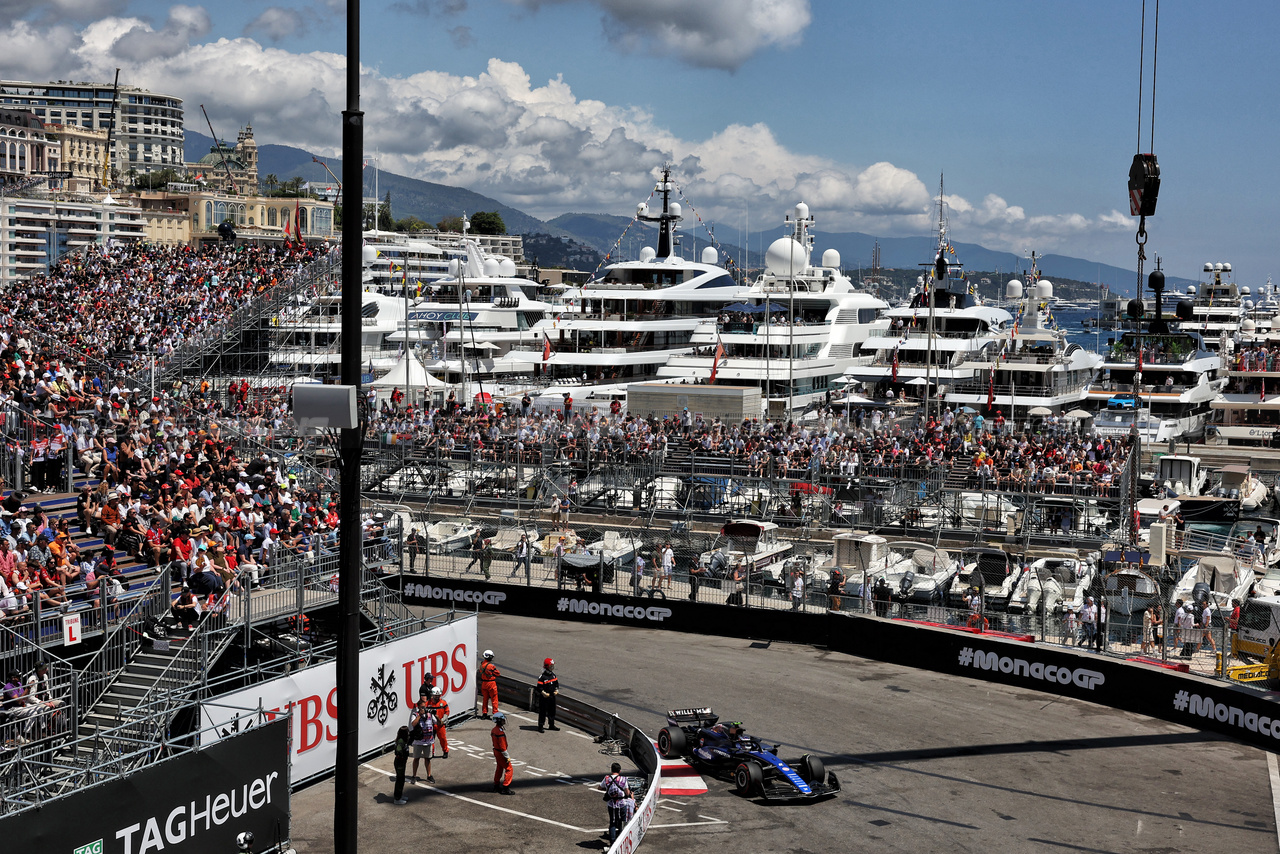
(336, 1, 363, 852)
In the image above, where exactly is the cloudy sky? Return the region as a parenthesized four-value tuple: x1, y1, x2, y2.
(2, 0, 1277, 287)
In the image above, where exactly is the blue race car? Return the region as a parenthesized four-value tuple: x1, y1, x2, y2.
(657, 707, 840, 800)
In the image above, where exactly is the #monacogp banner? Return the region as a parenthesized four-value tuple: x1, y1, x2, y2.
(201, 614, 477, 781)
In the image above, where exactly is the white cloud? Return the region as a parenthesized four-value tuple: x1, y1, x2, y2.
(0, 15, 1123, 257)
(111, 5, 212, 62)
(245, 8, 308, 42)
(507, 0, 812, 70)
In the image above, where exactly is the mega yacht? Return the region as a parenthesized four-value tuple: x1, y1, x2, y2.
(659, 202, 888, 416)
(1086, 328, 1226, 443)
(385, 236, 556, 390)
(843, 197, 1012, 402)
(946, 254, 1101, 417)
(519, 166, 738, 385)
(1180, 262, 1269, 349)
(270, 289, 406, 378)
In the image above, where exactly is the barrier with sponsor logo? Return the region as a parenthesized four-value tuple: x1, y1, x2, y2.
(831, 613, 1280, 753)
(0, 719, 290, 854)
(200, 614, 477, 782)
(394, 576, 816, 643)
(492, 675, 659, 854)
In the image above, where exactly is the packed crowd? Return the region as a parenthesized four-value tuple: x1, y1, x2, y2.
(357, 389, 1128, 491)
(1, 239, 326, 385)
(1232, 344, 1280, 373)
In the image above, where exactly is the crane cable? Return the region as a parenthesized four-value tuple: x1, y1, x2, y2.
(1133, 0, 1160, 293)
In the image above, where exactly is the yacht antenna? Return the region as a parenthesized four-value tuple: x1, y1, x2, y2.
(637, 164, 680, 258)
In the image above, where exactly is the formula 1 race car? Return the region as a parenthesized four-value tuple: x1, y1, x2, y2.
(657, 707, 840, 800)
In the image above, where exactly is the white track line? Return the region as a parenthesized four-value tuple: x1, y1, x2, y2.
(359, 762, 590, 831)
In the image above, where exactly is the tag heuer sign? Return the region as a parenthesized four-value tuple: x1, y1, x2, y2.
(73, 841, 103, 854)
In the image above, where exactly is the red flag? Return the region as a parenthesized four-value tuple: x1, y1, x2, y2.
(891, 347, 899, 383)
(987, 367, 995, 410)
(282, 213, 292, 244)
(542, 333, 551, 363)
(1263, 378, 1267, 403)
(294, 198, 301, 238)
(710, 336, 725, 383)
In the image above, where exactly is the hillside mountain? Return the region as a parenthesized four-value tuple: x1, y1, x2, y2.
(185, 130, 561, 237)
(547, 213, 763, 271)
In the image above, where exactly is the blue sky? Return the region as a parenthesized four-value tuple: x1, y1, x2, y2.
(2, 0, 1277, 290)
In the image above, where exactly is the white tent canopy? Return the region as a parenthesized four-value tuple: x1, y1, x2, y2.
(371, 351, 450, 390)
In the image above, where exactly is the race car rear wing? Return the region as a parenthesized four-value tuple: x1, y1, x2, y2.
(666, 707, 719, 727)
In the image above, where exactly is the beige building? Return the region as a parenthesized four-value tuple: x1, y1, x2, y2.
(48, 122, 108, 193)
(190, 190, 334, 243)
(132, 191, 191, 245)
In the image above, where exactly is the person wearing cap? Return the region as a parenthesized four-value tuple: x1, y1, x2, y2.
(479, 538, 494, 580)
(491, 711, 513, 795)
(477, 650, 500, 718)
(536, 657, 559, 733)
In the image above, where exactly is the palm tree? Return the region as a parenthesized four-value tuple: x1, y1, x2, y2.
(265, 173, 278, 195)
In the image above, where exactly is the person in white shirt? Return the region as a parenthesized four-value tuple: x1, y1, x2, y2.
(660, 543, 674, 591)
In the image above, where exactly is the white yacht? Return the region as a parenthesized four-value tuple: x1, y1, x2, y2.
(386, 236, 556, 389)
(659, 202, 888, 416)
(844, 206, 1012, 401)
(1087, 327, 1226, 443)
(270, 289, 406, 377)
(524, 166, 738, 385)
(946, 255, 1101, 417)
(1181, 262, 1269, 349)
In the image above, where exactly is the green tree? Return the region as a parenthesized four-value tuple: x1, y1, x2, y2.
(378, 191, 393, 231)
(264, 173, 278, 195)
(436, 215, 465, 232)
(394, 215, 430, 232)
(470, 211, 506, 235)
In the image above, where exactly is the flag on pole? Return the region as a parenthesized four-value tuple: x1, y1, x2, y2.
(1263, 378, 1267, 403)
(542, 333, 552, 363)
(987, 367, 996, 410)
(709, 336, 725, 383)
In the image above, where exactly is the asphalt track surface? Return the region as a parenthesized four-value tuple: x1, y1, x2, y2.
(291, 612, 1279, 853)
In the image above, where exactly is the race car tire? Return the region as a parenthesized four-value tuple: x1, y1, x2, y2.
(658, 727, 685, 758)
(734, 760, 763, 796)
(799, 754, 825, 785)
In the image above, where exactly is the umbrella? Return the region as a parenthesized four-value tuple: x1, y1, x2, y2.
(1028, 406, 1054, 416)
(1064, 408, 1093, 419)
(842, 394, 877, 405)
(906, 377, 928, 385)
(463, 341, 500, 350)
(960, 406, 978, 413)
(474, 392, 493, 402)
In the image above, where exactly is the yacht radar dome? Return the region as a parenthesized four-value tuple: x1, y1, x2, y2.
(1186, 285, 1197, 296)
(637, 203, 648, 218)
(1243, 318, 1257, 333)
(498, 258, 517, 277)
(448, 259, 461, 277)
(669, 202, 682, 219)
(1245, 299, 1255, 310)
(483, 258, 500, 276)
(793, 202, 810, 221)
(639, 246, 657, 263)
(1005, 279, 1024, 299)
(1214, 262, 1224, 273)
(821, 248, 841, 269)
(1036, 280, 1054, 299)
(1242, 286, 1251, 296)
(765, 237, 809, 276)
(1223, 263, 1233, 273)
(1203, 263, 1214, 273)
(701, 246, 718, 264)
(362, 246, 378, 264)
